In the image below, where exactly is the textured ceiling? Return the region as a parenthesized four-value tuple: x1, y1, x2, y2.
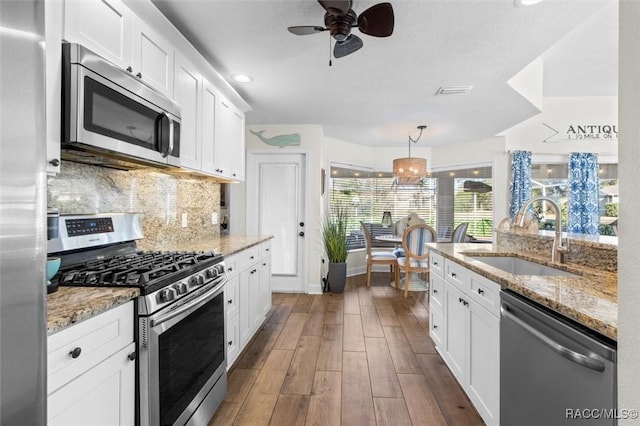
(151, 0, 618, 148)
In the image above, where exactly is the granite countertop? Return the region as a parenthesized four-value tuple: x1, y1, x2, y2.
(48, 286, 139, 335)
(47, 235, 273, 334)
(427, 243, 618, 341)
(146, 235, 274, 257)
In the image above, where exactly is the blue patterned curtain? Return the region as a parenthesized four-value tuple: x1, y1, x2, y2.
(509, 151, 532, 219)
(568, 153, 599, 234)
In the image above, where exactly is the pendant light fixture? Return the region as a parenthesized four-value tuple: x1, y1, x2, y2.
(393, 125, 428, 180)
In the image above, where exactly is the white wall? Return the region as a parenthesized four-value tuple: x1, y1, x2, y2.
(618, 1, 640, 419)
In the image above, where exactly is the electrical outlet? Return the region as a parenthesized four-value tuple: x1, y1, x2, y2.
(181, 213, 188, 228)
(211, 212, 218, 225)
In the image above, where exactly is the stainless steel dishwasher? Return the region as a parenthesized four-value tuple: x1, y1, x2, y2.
(501, 290, 617, 426)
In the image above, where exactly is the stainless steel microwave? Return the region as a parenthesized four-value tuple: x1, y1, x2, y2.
(62, 43, 181, 169)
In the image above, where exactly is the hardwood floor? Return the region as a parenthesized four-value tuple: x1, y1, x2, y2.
(209, 273, 484, 426)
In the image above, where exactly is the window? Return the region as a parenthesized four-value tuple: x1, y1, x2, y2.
(530, 163, 618, 235)
(329, 164, 493, 249)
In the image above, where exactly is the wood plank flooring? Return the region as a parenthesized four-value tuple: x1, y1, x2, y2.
(209, 273, 484, 426)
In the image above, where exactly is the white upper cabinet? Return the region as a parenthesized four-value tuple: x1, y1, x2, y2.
(63, 0, 248, 180)
(174, 52, 202, 171)
(201, 79, 221, 175)
(64, 0, 174, 98)
(131, 18, 174, 98)
(64, 0, 133, 69)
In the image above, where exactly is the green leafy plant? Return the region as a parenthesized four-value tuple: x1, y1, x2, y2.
(321, 208, 348, 263)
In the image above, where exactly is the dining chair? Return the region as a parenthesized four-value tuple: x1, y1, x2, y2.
(361, 222, 398, 288)
(396, 223, 436, 298)
(451, 222, 469, 243)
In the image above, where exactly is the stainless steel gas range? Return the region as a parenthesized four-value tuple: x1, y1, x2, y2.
(48, 213, 227, 426)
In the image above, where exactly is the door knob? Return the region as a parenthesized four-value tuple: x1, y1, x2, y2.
(299, 222, 305, 227)
(299, 231, 305, 237)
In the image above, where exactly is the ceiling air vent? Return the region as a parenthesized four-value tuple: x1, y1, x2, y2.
(436, 86, 474, 95)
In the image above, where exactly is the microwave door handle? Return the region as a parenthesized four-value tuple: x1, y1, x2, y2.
(161, 112, 174, 158)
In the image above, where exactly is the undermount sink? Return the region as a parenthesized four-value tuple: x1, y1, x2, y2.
(466, 255, 579, 277)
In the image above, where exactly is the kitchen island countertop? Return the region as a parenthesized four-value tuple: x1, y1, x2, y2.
(427, 243, 617, 341)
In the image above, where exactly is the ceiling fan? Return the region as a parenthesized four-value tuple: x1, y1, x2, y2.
(288, 1, 394, 59)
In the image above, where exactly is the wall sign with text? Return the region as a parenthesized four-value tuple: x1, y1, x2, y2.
(543, 122, 618, 142)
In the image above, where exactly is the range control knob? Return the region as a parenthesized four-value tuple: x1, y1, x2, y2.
(206, 268, 218, 279)
(173, 283, 187, 295)
(197, 275, 205, 285)
(158, 288, 176, 303)
(188, 276, 198, 288)
(216, 264, 225, 274)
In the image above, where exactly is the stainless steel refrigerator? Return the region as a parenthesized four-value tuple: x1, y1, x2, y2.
(0, 0, 47, 424)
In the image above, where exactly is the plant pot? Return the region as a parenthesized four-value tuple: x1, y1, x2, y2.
(327, 262, 347, 294)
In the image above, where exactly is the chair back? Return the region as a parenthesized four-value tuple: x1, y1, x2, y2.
(360, 222, 373, 256)
(451, 223, 469, 243)
(402, 224, 437, 260)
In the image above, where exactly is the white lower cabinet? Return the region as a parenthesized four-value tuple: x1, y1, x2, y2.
(224, 240, 272, 369)
(430, 254, 500, 426)
(47, 301, 135, 426)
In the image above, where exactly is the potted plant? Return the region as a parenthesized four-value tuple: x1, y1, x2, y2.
(321, 208, 348, 293)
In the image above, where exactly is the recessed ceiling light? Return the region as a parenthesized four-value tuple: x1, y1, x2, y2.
(231, 74, 253, 83)
(514, 0, 543, 6)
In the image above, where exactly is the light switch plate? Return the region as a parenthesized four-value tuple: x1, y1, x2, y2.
(211, 212, 218, 225)
(181, 213, 188, 228)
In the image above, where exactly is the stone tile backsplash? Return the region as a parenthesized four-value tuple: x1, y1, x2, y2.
(48, 161, 221, 250)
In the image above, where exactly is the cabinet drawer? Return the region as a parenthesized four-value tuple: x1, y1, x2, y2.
(225, 275, 240, 319)
(48, 301, 134, 394)
(225, 255, 238, 278)
(237, 247, 260, 270)
(260, 241, 271, 259)
(429, 304, 445, 348)
(430, 272, 445, 309)
(468, 271, 501, 317)
(430, 251, 444, 276)
(445, 259, 469, 291)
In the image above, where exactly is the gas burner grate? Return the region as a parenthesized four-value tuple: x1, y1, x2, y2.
(54, 250, 220, 291)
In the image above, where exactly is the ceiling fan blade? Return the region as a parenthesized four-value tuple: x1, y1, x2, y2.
(357, 2, 394, 37)
(288, 26, 327, 36)
(318, 0, 352, 15)
(334, 34, 363, 58)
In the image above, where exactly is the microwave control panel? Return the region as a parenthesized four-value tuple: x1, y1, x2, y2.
(65, 217, 114, 236)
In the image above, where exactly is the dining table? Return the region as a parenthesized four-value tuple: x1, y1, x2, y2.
(373, 234, 442, 292)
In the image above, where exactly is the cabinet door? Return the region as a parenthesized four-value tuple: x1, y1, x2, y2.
(429, 303, 445, 349)
(201, 79, 220, 175)
(226, 314, 240, 369)
(249, 265, 262, 332)
(45, 0, 63, 174)
(260, 256, 272, 316)
(239, 267, 251, 346)
(64, 0, 133, 69)
(467, 300, 500, 426)
(174, 52, 202, 170)
(132, 17, 174, 98)
(48, 342, 135, 426)
(225, 274, 240, 320)
(443, 281, 467, 384)
(214, 98, 233, 178)
(228, 104, 245, 181)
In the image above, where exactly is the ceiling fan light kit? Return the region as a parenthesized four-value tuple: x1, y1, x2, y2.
(393, 125, 428, 180)
(287, 0, 394, 59)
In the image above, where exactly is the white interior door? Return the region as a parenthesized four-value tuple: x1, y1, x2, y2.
(247, 152, 306, 292)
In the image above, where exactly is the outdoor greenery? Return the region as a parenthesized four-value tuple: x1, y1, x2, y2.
(321, 208, 349, 263)
(605, 203, 618, 217)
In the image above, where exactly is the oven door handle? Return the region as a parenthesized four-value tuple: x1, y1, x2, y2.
(151, 280, 224, 328)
